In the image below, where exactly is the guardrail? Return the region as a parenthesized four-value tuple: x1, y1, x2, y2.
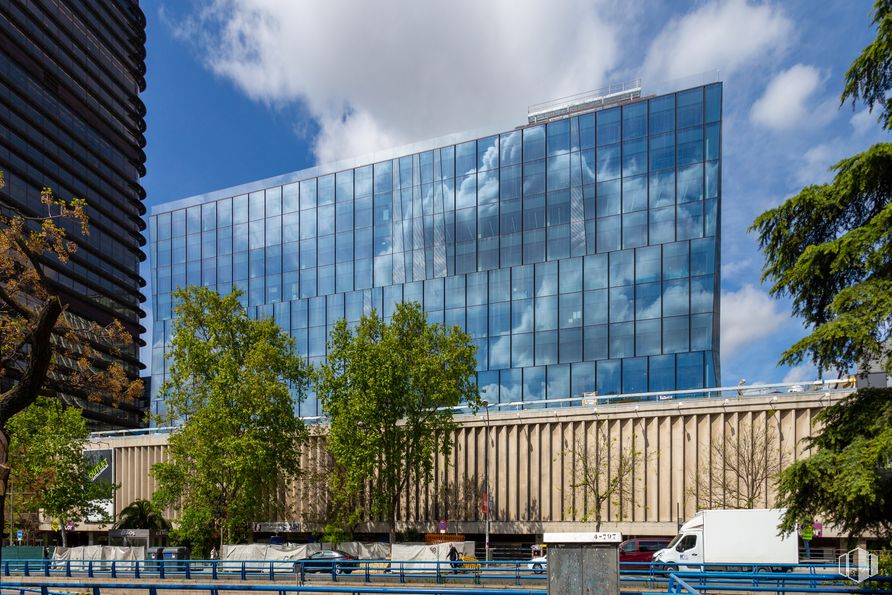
(0, 581, 548, 595)
(4, 559, 891, 591)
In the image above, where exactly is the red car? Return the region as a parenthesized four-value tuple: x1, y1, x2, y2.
(619, 538, 672, 569)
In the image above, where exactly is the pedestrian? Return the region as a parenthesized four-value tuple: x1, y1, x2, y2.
(447, 544, 460, 573)
(43, 546, 49, 559)
(210, 546, 218, 560)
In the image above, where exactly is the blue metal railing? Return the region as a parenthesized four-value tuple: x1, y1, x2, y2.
(0, 581, 547, 595)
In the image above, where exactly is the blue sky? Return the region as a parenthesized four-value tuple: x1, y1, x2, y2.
(140, 0, 887, 386)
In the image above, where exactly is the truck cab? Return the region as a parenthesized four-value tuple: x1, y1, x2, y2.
(653, 519, 703, 570)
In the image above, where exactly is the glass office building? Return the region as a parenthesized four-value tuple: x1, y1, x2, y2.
(148, 83, 721, 417)
(1, 1, 148, 428)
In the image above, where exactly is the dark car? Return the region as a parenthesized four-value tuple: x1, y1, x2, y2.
(296, 549, 359, 574)
(619, 538, 672, 570)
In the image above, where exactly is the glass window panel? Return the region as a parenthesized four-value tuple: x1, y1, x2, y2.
(663, 315, 689, 354)
(597, 359, 620, 394)
(705, 84, 722, 123)
(300, 179, 317, 210)
(488, 336, 510, 370)
(318, 264, 335, 295)
(636, 282, 662, 320)
(232, 196, 249, 224)
(187, 205, 201, 235)
(560, 292, 582, 328)
(546, 119, 570, 155)
(500, 131, 522, 166)
(678, 201, 704, 240)
(512, 264, 534, 300)
(678, 163, 704, 203)
(609, 286, 634, 323)
(547, 363, 571, 399)
(467, 271, 488, 306)
(335, 170, 354, 203)
(677, 351, 704, 389)
(609, 250, 634, 287)
(523, 160, 546, 195)
(623, 357, 648, 394)
(705, 198, 717, 237)
(424, 278, 444, 311)
(465, 304, 487, 338)
(283, 212, 300, 243)
(523, 126, 546, 161)
(456, 140, 476, 176)
(649, 207, 675, 245)
(265, 187, 282, 218)
(336, 202, 353, 231)
(623, 102, 646, 139)
(523, 229, 546, 263)
(547, 224, 570, 261)
(535, 295, 557, 331)
(265, 244, 282, 275)
(283, 183, 299, 213)
(248, 192, 265, 221)
(706, 161, 719, 199)
(597, 144, 620, 180)
(299, 268, 316, 298)
(649, 354, 675, 392)
(597, 108, 621, 146)
(373, 255, 392, 287)
(535, 331, 557, 365)
(265, 216, 282, 246)
(691, 237, 715, 276)
(584, 289, 608, 325)
(249, 220, 264, 250)
(691, 313, 713, 351)
(596, 216, 621, 253)
(440, 276, 463, 310)
(635, 246, 661, 283)
(649, 170, 675, 209)
(373, 161, 392, 194)
(579, 113, 595, 150)
(690, 274, 714, 313)
(559, 257, 582, 294)
(622, 137, 646, 177)
(649, 94, 675, 134)
(705, 123, 720, 161)
(585, 325, 608, 360)
(571, 360, 596, 396)
(317, 174, 335, 205)
(510, 333, 532, 367)
(623, 175, 647, 213)
(597, 179, 621, 217)
(501, 232, 523, 267)
(610, 321, 634, 358)
(622, 212, 647, 249)
(677, 126, 703, 165)
(202, 202, 217, 232)
(535, 261, 558, 296)
(678, 88, 704, 128)
(317, 235, 334, 266)
(547, 154, 570, 190)
(477, 135, 499, 171)
(581, 149, 596, 184)
(663, 278, 690, 316)
(489, 301, 510, 336)
(317, 205, 335, 236)
(663, 241, 689, 280)
(636, 319, 661, 356)
(300, 209, 317, 240)
(512, 298, 533, 333)
(584, 253, 608, 290)
(489, 268, 510, 302)
(158, 212, 172, 240)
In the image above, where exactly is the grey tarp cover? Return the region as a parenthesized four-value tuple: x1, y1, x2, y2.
(221, 543, 321, 570)
(53, 546, 145, 570)
(321, 541, 390, 560)
(389, 541, 475, 573)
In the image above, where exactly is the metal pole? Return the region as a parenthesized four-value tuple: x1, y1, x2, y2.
(483, 401, 491, 561)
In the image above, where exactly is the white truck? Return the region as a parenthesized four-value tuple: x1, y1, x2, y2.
(653, 509, 798, 571)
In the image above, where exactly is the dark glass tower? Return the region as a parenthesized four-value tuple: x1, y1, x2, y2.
(150, 83, 722, 418)
(0, 0, 148, 427)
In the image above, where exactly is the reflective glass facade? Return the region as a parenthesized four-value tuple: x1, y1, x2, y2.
(1, 1, 148, 428)
(149, 84, 722, 417)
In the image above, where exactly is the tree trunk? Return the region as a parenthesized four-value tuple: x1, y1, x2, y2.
(61, 525, 68, 548)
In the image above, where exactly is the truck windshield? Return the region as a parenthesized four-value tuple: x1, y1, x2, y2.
(666, 534, 681, 549)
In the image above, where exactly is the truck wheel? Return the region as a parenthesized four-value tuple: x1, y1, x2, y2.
(532, 563, 544, 574)
(662, 564, 678, 574)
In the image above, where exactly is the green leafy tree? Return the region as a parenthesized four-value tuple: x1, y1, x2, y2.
(318, 301, 480, 543)
(776, 388, 891, 538)
(114, 499, 171, 531)
(151, 286, 311, 556)
(7, 396, 115, 546)
(751, 1, 892, 538)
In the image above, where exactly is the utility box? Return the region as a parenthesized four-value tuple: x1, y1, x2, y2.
(543, 532, 622, 595)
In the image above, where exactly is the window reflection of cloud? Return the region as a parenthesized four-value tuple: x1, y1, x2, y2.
(478, 168, 499, 203)
(662, 283, 689, 317)
(489, 334, 511, 369)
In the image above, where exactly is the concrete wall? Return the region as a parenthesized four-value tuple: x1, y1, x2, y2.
(85, 391, 846, 537)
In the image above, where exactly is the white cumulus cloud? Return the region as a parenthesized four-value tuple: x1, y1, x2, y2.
(642, 0, 793, 83)
(721, 284, 790, 357)
(750, 64, 831, 130)
(169, 0, 624, 164)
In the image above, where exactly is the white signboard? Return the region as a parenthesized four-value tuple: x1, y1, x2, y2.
(543, 532, 622, 544)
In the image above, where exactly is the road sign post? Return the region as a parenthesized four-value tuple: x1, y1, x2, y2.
(438, 520, 447, 534)
(544, 532, 622, 595)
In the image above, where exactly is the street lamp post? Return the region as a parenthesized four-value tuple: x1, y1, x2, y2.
(481, 400, 492, 561)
